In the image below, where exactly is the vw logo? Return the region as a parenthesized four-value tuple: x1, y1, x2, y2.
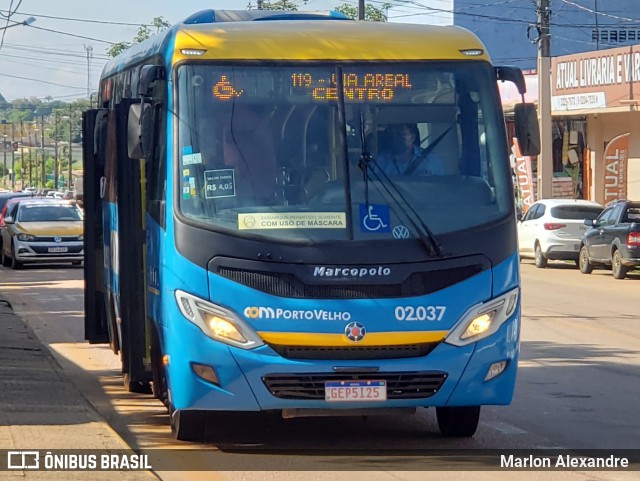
(54, 236, 62, 243)
(392, 225, 410, 239)
(344, 322, 366, 342)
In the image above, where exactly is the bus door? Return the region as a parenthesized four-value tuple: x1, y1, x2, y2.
(82, 109, 109, 345)
(115, 99, 151, 392)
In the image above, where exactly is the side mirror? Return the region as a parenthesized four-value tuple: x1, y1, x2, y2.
(127, 102, 154, 160)
(583, 219, 595, 227)
(4, 216, 14, 224)
(514, 103, 540, 156)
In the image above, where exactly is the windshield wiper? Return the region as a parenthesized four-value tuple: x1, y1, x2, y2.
(335, 66, 354, 240)
(356, 116, 443, 258)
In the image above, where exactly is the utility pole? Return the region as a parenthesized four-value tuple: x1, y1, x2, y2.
(68, 104, 73, 190)
(40, 114, 46, 188)
(1, 123, 6, 189)
(594, 0, 599, 50)
(11, 122, 15, 190)
(54, 112, 59, 190)
(85, 45, 94, 98)
(536, 0, 553, 200)
(358, 0, 365, 20)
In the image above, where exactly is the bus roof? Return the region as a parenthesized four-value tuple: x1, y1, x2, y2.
(102, 11, 490, 78)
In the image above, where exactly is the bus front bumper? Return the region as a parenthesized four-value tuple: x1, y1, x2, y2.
(165, 313, 520, 412)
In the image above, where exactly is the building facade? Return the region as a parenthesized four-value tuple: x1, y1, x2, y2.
(552, 44, 640, 204)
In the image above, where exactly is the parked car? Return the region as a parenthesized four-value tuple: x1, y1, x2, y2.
(517, 199, 604, 268)
(0, 199, 84, 269)
(579, 200, 640, 279)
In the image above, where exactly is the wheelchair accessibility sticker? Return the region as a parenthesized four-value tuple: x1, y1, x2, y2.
(359, 204, 390, 233)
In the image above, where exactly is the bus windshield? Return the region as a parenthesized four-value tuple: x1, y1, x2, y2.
(176, 61, 512, 242)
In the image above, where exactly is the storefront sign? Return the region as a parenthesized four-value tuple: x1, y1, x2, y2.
(552, 46, 640, 111)
(603, 133, 630, 202)
(512, 138, 536, 214)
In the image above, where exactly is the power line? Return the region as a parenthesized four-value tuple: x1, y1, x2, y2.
(0, 9, 154, 27)
(27, 24, 114, 45)
(0, 0, 23, 52)
(0, 72, 85, 89)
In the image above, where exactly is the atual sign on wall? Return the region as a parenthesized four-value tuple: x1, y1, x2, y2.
(552, 45, 640, 112)
(603, 133, 630, 202)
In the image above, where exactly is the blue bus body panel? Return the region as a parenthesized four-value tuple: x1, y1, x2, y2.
(102, 202, 120, 320)
(160, 251, 520, 411)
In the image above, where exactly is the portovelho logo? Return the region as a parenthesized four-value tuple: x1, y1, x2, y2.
(244, 306, 351, 321)
(313, 266, 391, 278)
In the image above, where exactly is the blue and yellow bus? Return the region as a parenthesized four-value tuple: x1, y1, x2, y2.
(83, 9, 539, 441)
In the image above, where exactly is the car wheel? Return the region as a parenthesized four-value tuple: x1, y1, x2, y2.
(436, 406, 481, 438)
(10, 243, 22, 270)
(1, 248, 9, 267)
(579, 246, 593, 274)
(612, 249, 628, 280)
(534, 242, 547, 268)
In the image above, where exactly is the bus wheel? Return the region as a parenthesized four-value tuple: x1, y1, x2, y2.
(171, 409, 207, 441)
(124, 373, 152, 394)
(151, 328, 169, 410)
(436, 406, 480, 437)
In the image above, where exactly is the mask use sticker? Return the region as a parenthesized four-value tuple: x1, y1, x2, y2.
(204, 169, 235, 199)
(183, 153, 202, 166)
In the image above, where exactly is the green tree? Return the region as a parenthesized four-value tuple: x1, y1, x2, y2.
(334, 3, 390, 21)
(258, 1, 301, 9)
(107, 17, 171, 57)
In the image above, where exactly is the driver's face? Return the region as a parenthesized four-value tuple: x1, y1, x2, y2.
(391, 126, 415, 153)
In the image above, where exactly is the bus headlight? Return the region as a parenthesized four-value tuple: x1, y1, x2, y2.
(175, 290, 264, 349)
(445, 288, 519, 347)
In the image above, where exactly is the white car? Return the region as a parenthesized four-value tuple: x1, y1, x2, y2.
(518, 199, 604, 268)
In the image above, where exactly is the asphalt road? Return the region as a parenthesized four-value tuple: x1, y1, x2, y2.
(0, 259, 638, 480)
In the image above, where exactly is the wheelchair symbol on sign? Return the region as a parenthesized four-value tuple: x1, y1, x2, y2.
(362, 205, 388, 232)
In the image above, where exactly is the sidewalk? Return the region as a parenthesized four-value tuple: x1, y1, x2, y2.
(0, 299, 155, 480)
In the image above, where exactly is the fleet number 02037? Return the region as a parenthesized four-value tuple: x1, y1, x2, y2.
(395, 305, 446, 321)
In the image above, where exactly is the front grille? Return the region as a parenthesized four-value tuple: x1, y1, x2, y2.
(33, 236, 82, 242)
(30, 246, 83, 254)
(263, 371, 447, 400)
(269, 343, 439, 360)
(218, 265, 483, 299)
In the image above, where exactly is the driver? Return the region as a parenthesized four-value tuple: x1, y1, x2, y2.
(375, 123, 445, 176)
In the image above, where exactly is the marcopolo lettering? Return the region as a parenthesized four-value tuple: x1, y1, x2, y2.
(313, 266, 391, 277)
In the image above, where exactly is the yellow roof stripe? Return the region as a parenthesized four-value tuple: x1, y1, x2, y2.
(258, 330, 448, 347)
(173, 21, 489, 63)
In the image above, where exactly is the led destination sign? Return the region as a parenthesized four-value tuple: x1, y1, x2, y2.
(292, 72, 413, 101)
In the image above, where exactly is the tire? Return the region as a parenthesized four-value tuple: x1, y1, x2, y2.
(10, 243, 22, 270)
(436, 406, 481, 438)
(579, 246, 593, 274)
(1, 248, 9, 267)
(151, 327, 169, 410)
(612, 249, 628, 280)
(534, 242, 547, 268)
(171, 409, 207, 441)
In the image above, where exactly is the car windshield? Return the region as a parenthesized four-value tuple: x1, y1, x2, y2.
(551, 205, 603, 220)
(176, 61, 512, 242)
(18, 204, 82, 222)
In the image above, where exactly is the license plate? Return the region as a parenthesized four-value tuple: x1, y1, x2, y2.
(48, 247, 68, 253)
(325, 380, 387, 402)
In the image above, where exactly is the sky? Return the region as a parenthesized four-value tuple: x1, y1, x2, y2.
(0, 0, 452, 102)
